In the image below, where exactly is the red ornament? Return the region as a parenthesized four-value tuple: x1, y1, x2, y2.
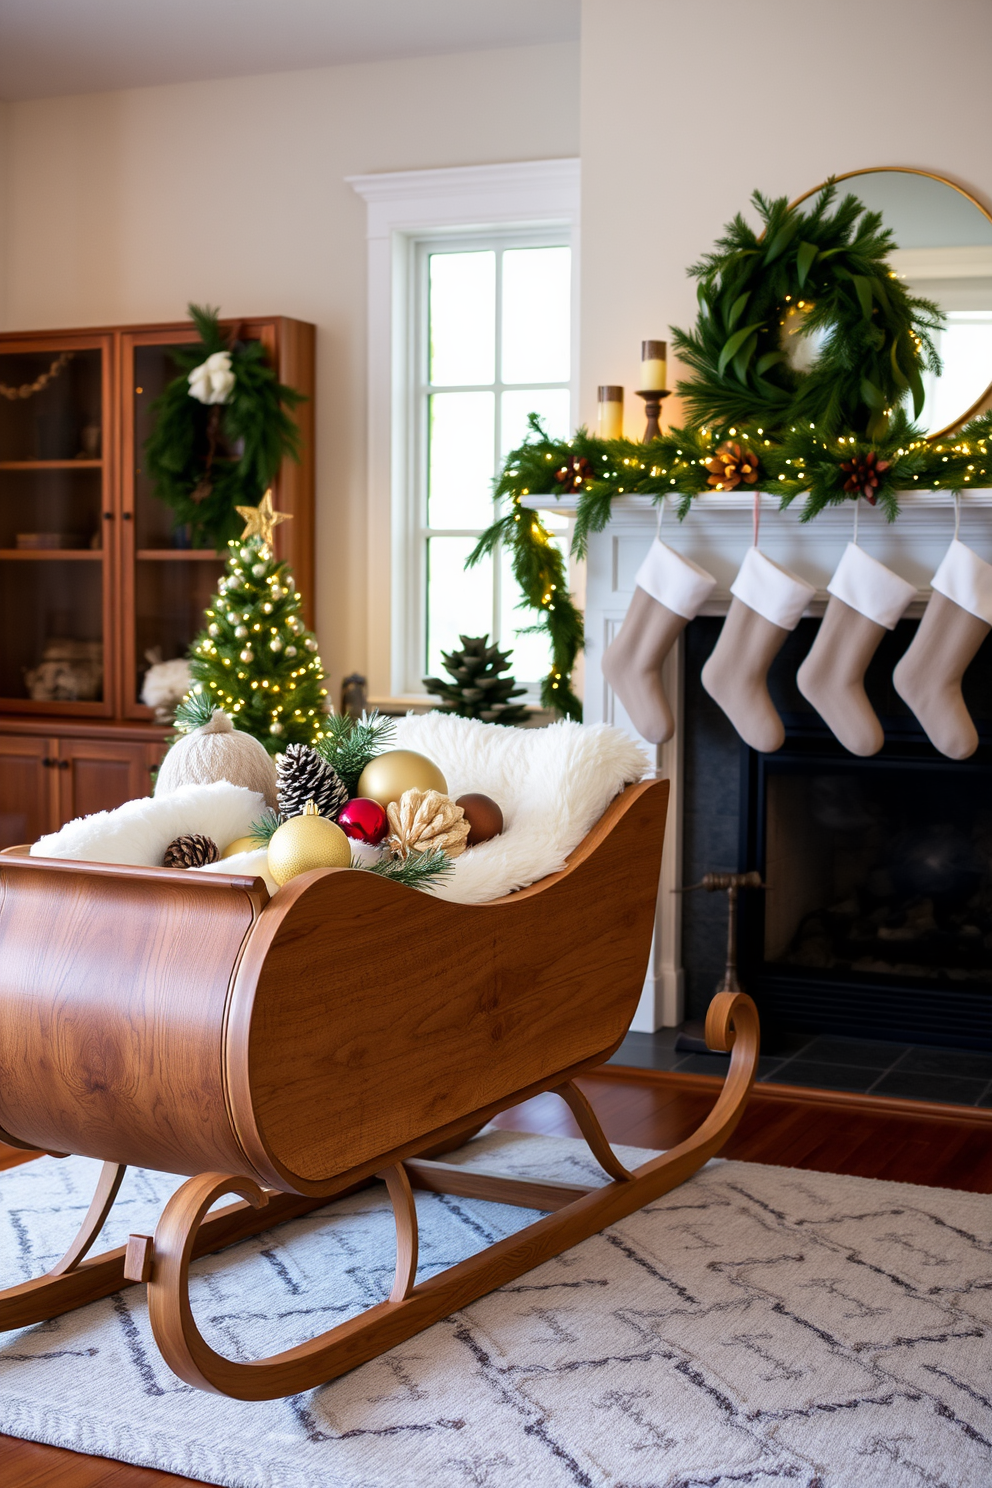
(336, 797, 389, 845)
(455, 793, 504, 847)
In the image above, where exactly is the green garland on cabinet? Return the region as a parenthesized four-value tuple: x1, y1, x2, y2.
(144, 304, 305, 551)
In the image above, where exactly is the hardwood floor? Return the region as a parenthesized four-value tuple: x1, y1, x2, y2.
(3, 1066, 992, 1486)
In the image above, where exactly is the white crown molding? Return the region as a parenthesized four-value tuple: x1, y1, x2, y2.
(348, 158, 580, 237)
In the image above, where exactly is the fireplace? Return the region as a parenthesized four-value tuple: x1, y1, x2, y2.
(728, 619, 992, 1049)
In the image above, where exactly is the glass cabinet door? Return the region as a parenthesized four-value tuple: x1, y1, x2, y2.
(0, 336, 113, 715)
(122, 333, 225, 717)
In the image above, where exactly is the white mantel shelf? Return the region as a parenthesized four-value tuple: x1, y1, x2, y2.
(582, 487, 992, 1034)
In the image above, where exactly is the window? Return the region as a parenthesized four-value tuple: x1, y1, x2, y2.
(414, 233, 573, 689)
(348, 159, 580, 707)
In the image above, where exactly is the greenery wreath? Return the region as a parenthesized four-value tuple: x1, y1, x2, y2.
(672, 183, 943, 441)
(144, 304, 304, 551)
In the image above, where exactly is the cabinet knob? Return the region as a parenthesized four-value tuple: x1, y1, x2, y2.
(103, 511, 114, 520)
(41, 756, 54, 768)
(122, 511, 133, 521)
(59, 759, 70, 770)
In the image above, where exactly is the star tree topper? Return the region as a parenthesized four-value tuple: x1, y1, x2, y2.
(236, 488, 292, 553)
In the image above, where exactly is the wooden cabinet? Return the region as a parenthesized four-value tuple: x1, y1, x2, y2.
(0, 315, 314, 844)
(0, 725, 169, 849)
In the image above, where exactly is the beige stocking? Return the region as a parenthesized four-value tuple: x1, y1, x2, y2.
(796, 600, 886, 756)
(893, 593, 990, 760)
(701, 599, 791, 753)
(796, 544, 916, 757)
(602, 538, 716, 744)
(701, 547, 816, 754)
(602, 589, 687, 744)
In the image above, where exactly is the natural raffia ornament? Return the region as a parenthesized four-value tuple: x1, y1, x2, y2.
(705, 440, 759, 491)
(386, 789, 470, 861)
(163, 833, 220, 869)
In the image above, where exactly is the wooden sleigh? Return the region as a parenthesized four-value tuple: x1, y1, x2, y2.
(0, 777, 760, 1400)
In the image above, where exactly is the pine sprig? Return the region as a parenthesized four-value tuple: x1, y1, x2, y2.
(356, 846, 454, 891)
(315, 710, 395, 795)
(173, 690, 219, 733)
(248, 808, 283, 846)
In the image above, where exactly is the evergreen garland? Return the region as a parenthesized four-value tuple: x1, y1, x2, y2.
(358, 846, 454, 892)
(144, 304, 304, 550)
(671, 184, 943, 441)
(424, 634, 530, 725)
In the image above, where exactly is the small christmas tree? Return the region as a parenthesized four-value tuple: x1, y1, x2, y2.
(186, 493, 327, 752)
(424, 634, 529, 726)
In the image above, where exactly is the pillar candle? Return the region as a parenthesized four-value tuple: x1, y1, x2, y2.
(597, 385, 624, 440)
(640, 340, 667, 391)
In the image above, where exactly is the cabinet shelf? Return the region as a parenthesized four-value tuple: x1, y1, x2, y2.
(0, 460, 103, 471)
(0, 548, 102, 560)
(136, 548, 225, 561)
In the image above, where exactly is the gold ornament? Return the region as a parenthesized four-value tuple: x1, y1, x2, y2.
(356, 749, 447, 809)
(236, 488, 292, 553)
(267, 800, 351, 886)
(221, 835, 258, 858)
(387, 789, 469, 860)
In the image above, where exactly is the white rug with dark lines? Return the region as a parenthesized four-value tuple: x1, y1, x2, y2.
(2, 1130, 992, 1487)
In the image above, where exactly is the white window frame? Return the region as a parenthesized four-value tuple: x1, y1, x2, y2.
(348, 159, 580, 709)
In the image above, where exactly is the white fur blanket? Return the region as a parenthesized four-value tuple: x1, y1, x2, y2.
(30, 716, 648, 904)
(391, 715, 648, 903)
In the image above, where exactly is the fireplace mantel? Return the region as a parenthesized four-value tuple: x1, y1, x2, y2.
(583, 489, 992, 1032)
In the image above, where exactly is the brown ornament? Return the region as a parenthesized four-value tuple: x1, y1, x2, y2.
(705, 441, 759, 492)
(840, 449, 890, 505)
(386, 789, 470, 860)
(163, 833, 220, 869)
(455, 793, 504, 846)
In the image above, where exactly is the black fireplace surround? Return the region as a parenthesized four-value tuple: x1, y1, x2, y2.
(682, 617, 992, 1050)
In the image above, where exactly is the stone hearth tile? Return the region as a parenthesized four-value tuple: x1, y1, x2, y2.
(894, 1047, 992, 1081)
(769, 1060, 876, 1092)
(869, 1070, 987, 1106)
(800, 1036, 908, 1069)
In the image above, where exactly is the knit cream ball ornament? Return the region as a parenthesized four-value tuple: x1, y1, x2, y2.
(154, 708, 278, 807)
(386, 788, 470, 861)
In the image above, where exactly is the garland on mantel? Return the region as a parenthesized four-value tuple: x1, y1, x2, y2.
(469, 182, 990, 715)
(476, 408, 991, 713)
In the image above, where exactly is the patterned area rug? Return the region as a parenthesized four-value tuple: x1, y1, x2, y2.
(2, 1130, 992, 1488)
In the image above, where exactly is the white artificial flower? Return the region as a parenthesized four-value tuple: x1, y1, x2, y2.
(188, 350, 235, 405)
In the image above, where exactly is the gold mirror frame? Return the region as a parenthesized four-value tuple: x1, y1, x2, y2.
(791, 167, 992, 441)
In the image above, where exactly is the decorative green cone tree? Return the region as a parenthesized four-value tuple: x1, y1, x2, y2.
(424, 634, 530, 726)
(187, 530, 327, 753)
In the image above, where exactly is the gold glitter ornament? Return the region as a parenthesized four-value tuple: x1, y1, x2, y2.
(267, 800, 351, 886)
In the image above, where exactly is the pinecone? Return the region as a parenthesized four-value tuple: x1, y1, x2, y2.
(555, 454, 592, 495)
(163, 833, 220, 869)
(276, 742, 348, 820)
(840, 450, 890, 504)
(423, 634, 530, 726)
(705, 441, 759, 491)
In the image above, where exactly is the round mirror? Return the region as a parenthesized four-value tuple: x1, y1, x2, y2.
(795, 169, 992, 438)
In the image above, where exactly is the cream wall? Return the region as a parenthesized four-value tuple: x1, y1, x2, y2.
(0, 42, 580, 687)
(579, 0, 992, 433)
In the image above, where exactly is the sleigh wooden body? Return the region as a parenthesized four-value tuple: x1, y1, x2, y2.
(0, 777, 759, 1399)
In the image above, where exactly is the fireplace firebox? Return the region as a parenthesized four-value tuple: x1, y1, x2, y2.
(684, 616, 992, 1050)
